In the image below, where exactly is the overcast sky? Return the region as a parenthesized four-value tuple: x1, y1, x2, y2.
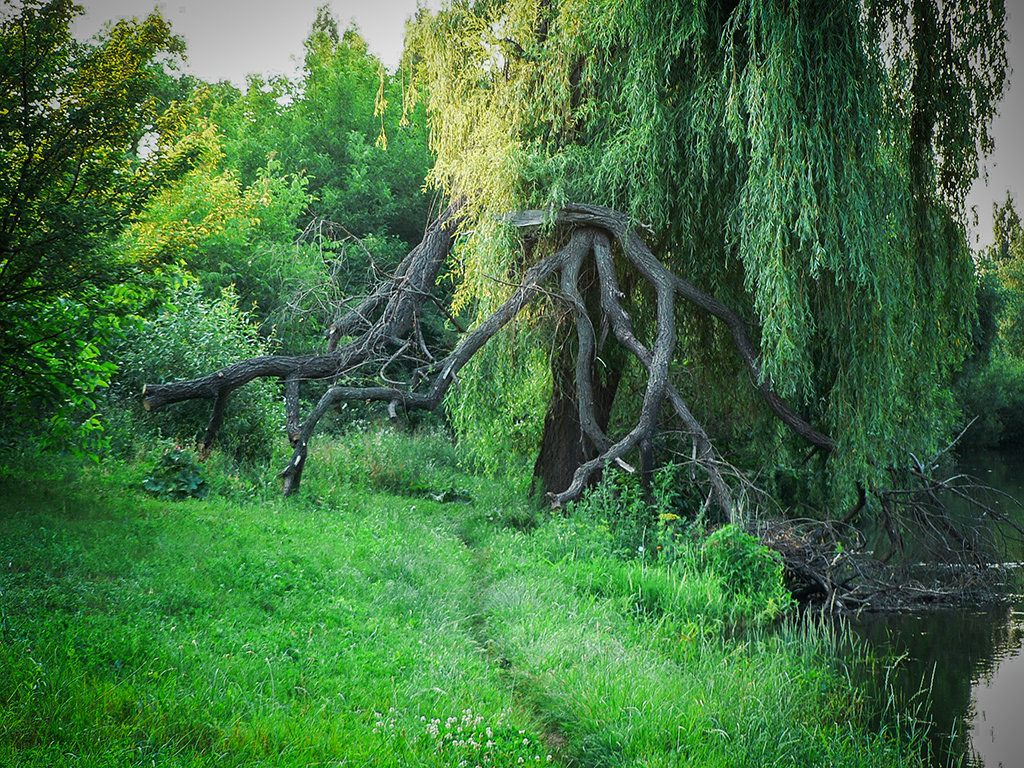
(72, 0, 438, 79)
(72, 0, 1024, 249)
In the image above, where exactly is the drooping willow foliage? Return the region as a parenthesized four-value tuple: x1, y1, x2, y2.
(406, 0, 1008, 503)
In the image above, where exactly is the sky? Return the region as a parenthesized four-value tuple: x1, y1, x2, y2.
(974, 0, 1024, 248)
(71, 0, 438, 79)
(71, 0, 1024, 249)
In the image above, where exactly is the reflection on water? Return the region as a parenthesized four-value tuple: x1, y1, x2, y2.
(847, 449, 1024, 768)
(950, 450, 1024, 563)
(967, 608, 1024, 768)
(849, 605, 1024, 767)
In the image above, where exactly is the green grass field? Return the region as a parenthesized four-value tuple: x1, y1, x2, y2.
(0, 430, 927, 767)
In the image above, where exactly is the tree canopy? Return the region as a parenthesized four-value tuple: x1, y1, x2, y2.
(202, 11, 434, 249)
(406, 0, 1008, 504)
(23, 0, 1001, 541)
(0, 0, 185, 436)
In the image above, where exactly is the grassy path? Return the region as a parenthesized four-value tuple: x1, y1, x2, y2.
(0, 445, 927, 766)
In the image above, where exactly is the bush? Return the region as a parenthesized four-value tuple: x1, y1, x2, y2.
(541, 470, 792, 626)
(109, 283, 281, 463)
(142, 445, 208, 499)
(702, 524, 793, 619)
(557, 465, 690, 560)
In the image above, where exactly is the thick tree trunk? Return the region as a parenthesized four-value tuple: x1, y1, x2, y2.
(532, 250, 622, 497)
(532, 342, 621, 497)
(532, 357, 586, 498)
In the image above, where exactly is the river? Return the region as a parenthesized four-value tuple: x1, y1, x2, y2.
(846, 450, 1024, 768)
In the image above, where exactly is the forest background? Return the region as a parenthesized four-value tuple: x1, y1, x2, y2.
(5, 0, 1024, 498)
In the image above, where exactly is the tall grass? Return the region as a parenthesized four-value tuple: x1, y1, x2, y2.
(0, 432, 928, 766)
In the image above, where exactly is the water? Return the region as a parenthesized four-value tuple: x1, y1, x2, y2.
(847, 450, 1024, 768)
(850, 604, 1024, 767)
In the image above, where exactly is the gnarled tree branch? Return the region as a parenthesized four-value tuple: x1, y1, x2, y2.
(143, 203, 831, 516)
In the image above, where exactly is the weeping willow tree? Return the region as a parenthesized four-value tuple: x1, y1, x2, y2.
(145, 0, 1008, 549)
(395, 0, 1007, 507)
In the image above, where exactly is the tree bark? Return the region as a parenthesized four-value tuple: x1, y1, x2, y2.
(532, 239, 621, 497)
(532, 339, 621, 497)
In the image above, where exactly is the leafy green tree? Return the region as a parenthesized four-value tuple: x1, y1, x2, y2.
(114, 105, 314, 343)
(988, 194, 1024, 357)
(407, 0, 1008, 506)
(958, 193, 1024, 447)
(112, 282, 281, 463)
(202, 75, 297, 192)
(203, 6, 433, 249)
(0, 0, 185, 439)
(289, 8, 433, 245)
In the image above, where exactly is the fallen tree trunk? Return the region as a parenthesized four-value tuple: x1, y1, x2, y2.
(143, 203, 833, 514)
(142, 203, 463, 417)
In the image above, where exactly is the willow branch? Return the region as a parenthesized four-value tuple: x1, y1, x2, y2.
(512, 204, 834, 453)
(276, 230, 591, 493)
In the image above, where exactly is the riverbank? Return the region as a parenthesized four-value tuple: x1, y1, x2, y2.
(0, 431, 928, 766)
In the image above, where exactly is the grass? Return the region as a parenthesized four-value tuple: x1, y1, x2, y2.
(0, 428, 929, 767)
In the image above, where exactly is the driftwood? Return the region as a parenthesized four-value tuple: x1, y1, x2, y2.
(759, 463, 1024, 611)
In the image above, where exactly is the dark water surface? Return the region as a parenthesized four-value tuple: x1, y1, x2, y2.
(849, 604, 1024, 767)
(847, 450, 1024, 768)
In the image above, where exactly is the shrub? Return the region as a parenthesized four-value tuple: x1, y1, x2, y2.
(142, 446, 208, 499)
(702, 524, 793, 620)
(957, 354, 1024, 448)
(545, 470, 792, 626)
(109, 283, 281, 463)
(558, 465, 690, 560)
